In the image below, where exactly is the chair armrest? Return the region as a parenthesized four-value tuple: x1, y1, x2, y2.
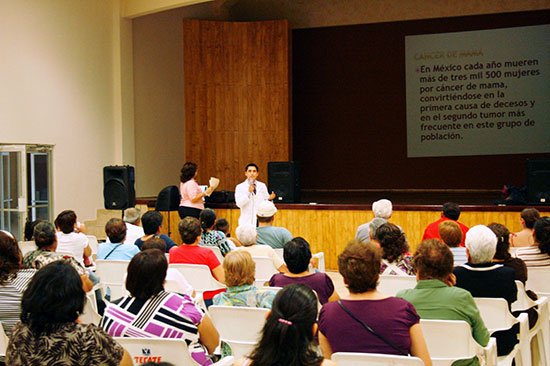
(483, 337, 498, 366)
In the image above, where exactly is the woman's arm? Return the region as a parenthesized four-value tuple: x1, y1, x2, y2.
(197, 314, 220, 354)
(409, 323, 432, 366)
(211, 264, 225, 284)
(80, 274, 93, 292)
(190, 187, 214, 203)
(83, 243, 92, 257)
(119, 349, 134, 366)
(318, 331, 333, 359)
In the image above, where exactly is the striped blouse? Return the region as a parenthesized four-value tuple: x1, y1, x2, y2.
(0, 268, 36, 337)
(515, 246, 550, 267)
(101, 291, 212, 365)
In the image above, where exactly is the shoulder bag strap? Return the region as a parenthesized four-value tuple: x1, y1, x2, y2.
(337, 300, 409, 356)
(104, 244, 123, 260)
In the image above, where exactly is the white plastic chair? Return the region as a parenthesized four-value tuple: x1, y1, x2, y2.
(251, 256, 278, 287)
(332, 352, 424, 366)
(168, 263, 225, 294)
(18, 240, 37, 257)
(209, 246, 224, 263)
(511, 281, 549, 366)
(0, 322, 9, 357)
(274, 248, 283, 260)
(86, 235, 99, 257)
(114, 337, 234, 366)
(474, 297, 531, 366)
(526, 267, 550, 297)
(208, 305, 269, 359)
(377, 275, 417, 296)
(80, 294, 101, 325)
(95, 260, 130, 301)
(420, 319, 497, 366)
(273, 248, 326, 273)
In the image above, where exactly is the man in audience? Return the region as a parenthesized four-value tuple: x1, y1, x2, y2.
(169, 217, 225, 283)
(355, 199, 392, 243)
(256, 201, 293, 249)
(97, 218, 140, 260)
(453, 225, 518, 356)
(439, 220, 467, 266)
(236, 224, 287, 273)
(397, 239, 489, 366)
(422, 202, 469, 246)
(55, 210, 92, 268)
(134, 210, 177, 252)
(106, 207, 144, 246)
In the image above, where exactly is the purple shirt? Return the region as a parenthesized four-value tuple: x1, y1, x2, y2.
(269, 272, 335, 304)
(318, 297, 419, 355)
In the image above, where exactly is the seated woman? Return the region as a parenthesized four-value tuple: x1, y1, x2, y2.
(0, 231, 36, 338)
(235, 284, 337, 366)
(373, 223, 415, 275)
(318, 240, 431, 365)
(6, 261, 132, 366)
(439, 220, 466, 266)
(213, 250, 276, 308)
(488, 223, 529, 284)
(269, 237, 339, 304)
(55, 210, 92, 267)
(199, 208, 233, 257)
(102, 249, 220, 366)
(235, 224, 287, 274)
(23, 221, 92, 292)
(516, 216, 550, 267)
(510, 208, 540, 247)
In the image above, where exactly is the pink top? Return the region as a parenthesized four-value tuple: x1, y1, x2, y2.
(180, 179, 204, 210)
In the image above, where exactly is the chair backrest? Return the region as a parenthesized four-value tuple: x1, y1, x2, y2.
(526, 266, 550, 296)
(18, 240, 37, 257)
(472, 297, 517, 332)
(115, 337, 234, 366)
(420, 319, 488, 365)
(168, 263, 225, 292)
(312, 251, 326, 272)
(378, 275, 417, 296)
(512, 280, 537, 312)
(80, 295, 101, 325)
(0, 322, 8, 357)
(208, 305, 269, 342)
(274, 248, 284, 260)
(251, 256, 278, 285)
(332, 352, 424, 366)
(95, 260, 130, 300)
(86, 235, 99, 255)
(164, 279, 181, 293)
(209, 246, 224, 263)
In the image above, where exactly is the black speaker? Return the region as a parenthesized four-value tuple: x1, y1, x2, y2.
(155, 186, 180, 211)
(103, 166, 136, 210)
(268, 161, 301, 203)
(526, 159, 550, 205)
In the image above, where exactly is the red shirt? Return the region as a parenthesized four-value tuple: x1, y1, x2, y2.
(422, 217, 469, 247)
(169, 245, 220, 271)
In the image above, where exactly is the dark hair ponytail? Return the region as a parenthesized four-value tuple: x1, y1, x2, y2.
(199, 208, 216, 231)
(247, 284, 323, 366)
(535, 217, 550, 255)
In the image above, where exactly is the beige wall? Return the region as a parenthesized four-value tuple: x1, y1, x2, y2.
(132, 0, 549, 197)
(0, 0, 132, 222)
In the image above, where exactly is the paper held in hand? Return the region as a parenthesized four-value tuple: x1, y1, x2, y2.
(209, 177, 220, 189)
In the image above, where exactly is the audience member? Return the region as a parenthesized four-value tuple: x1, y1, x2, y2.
(453, 225, 518, 356)
(199, 208, 233, 256)
(106, 207, 145, 246)
(397, 239, 489, 366)
(23, 222, 92, 292)
(6, 261, 132, 366)
(214, 250, 276, 308)
(235, 224, 287, 274)
(23, 219, 44, 241)
(169, 217, 225, 283)
(134, 210, 177, 252)
(487, 223, 528, 284)
(97, 218, 140, 260)
(256, 201, 293, 249)
(0, 231, 36, 337)
(439, 220, 467, 266)
(142, 237, 194, 297)
(55, 210, 91, 267)
(235, 284, 337, 366)
(509, 208, 540, 247)
(269, 237, 339, 304)
(373, 223, 415, 275)
(318, 240, 431, 365)
(355, 199, 392, 243)
(215, 218, 241, 247)
(178, 161, 214, 219)
(516, 216, 550, 267)
(102, 250, 219, 365)
(422, 202, 469, 246)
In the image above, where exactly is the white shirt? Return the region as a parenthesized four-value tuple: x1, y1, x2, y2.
(56, 231, 89, 267)
(237, 244, 285, 270)
(106, 222, 145, 246)
(235, 179, 270, 226)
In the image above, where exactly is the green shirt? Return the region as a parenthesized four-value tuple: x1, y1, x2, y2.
(256, 225, 293, 249)
(397, 279, 490, 366)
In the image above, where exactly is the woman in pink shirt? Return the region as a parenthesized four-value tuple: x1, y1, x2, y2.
(178, 162, 214, 219)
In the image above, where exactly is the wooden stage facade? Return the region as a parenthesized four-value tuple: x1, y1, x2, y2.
(144, 198, 550, 271)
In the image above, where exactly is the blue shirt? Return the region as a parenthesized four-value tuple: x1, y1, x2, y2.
(134, 234, 177, 252)
(97, 242, 140, 260)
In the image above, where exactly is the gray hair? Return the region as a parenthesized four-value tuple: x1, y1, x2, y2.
(235, 224, 257, 246)
(465, 225, 497, 264)
(369, 218, 388, 240)
(372, 199, 392, 219)
(123, 207, 141, 224)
